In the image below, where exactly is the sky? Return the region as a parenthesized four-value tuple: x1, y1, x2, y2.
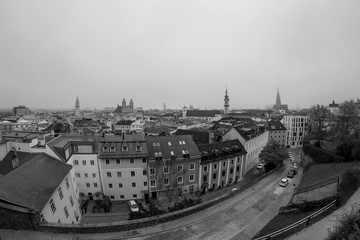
(1, 0, 360, 110)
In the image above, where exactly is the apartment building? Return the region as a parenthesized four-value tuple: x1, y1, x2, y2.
(145, 135, 201, 199)
(267, 121, 287, 146)
(282, 115, 309, 148)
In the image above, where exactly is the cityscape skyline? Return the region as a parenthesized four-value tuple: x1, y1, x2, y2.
(1, 1, 360, 110)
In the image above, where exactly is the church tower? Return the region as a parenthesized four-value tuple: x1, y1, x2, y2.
(129, 99, 134, 111)
(276, 87, 281, 107)
(224, 87, 230, 115)
(75, 96, 80, 116)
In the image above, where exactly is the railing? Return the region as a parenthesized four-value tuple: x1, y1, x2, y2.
(253, 199, 337, 240)
(296, 176, 339, 194)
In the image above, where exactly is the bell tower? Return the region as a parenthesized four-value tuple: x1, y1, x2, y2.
(224, 87, 230, 115)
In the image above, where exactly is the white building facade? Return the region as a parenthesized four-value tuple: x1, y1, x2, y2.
(282, 115, 309, 148)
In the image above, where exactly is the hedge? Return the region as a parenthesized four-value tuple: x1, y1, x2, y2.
(303, 144, 344, 163)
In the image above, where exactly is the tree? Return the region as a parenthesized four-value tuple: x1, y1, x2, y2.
(259, 140, 288, 167)
(336, 100, 358, 140)
(309, 104, 329, 139)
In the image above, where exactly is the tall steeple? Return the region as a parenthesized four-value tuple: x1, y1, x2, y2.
(75, 96, 80, 116)
(276, 87, 281, 106)
(224, 87, 230, 115)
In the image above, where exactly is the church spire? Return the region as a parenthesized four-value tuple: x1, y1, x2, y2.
(224, 87, 230, 115)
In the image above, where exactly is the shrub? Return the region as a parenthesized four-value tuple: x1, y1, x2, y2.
(303, 144, 344, 163)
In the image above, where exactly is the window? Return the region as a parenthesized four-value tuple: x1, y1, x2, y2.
(142, 158, 146, 163)
(82, 160, 86, 165)
(107, 172, 112, 178)
(150, 168, 155, 175)
(177, 165, 183, 172)
(130, 159, 134, 164)
(153, 142, 160, 147)
(72, 145, 78, 153)
(230, 168, 234, 174)
(109, 184, 113, 188)
(144, 181, 148, 186)
(49, 199, 56, 213)
(179, 140, 185, 145)
(122, 146, 128, 152)
(170, 151, 175, 158)
(189, 174, 195, 182)
(64, 207, 69, 218)
(222, 171, 226, 177)
(76, 172, 80, 177)
(155, 152, 163, 160)
(92, 173, 96, 178)
(110, 195, 114, 200)
(86, 183, 90, 188)
(105, 159, 110, 165)
(132, 182, 136, 187)
(136, 146, 142, 152)
(110, 146, 116, 152)
(213, 163, 217, 170)
(133, 194, 137, 198)
(213, 173, 217, 179)
(84, 173, 88, 178)
(58, 187, 63, 200)
(73, 160, 79, 166)
(150, 180, 156, 187)
(103, 146, 109, 152)
(90, 160, 95, 165)
(163, 166, 169, 174)
(203, 175, 207, 182)
(120, 195, 124, 199)
(117, 172, 122, 178)
(164, 178, 169, 185)
(177, 176, 183, 184)
(223, 161, 226, 167)
(119, 183, 123, 188)
(178, 187, 182, 196)
(70, 196, 74, 206)
(168, 142, 172, 146)
(65, 178, 70, 189)
(131, 171, 135, 177)
(94, 183, 98, 187)
(189, 163, 195, 170)
(189, 185, 194, 193)
(231, 160, 234, 165)
(182, 149, 189, 158)
(203, 166, 208, 172)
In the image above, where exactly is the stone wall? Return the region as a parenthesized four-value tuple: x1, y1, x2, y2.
(292, 181, 338, 204)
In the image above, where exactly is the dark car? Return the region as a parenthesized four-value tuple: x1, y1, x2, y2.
(287, 170, 295, 178)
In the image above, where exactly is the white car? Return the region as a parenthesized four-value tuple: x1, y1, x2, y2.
(128, 200, 139, 213)
(257, 163, 265, 170)
(279, 178, 289, 187)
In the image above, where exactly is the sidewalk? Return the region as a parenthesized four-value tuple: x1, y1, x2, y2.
(0, 167, 286, 240)
(286, 187, 360, 240)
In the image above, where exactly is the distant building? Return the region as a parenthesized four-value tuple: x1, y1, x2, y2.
(182, 107, 222, 123)
(328, 100, 340, 115)
(282, 115, 309, 148)
(12, 106, 31, 116)
(224, 88, 230, 115)
(114, 120, 134, 133)
(267, 121, 287, 146)
(175, 129, 211, 145)
(197, 140, 247, 193)
(273, 88, 288, 112)
(75, 96, 80, 116)
(114, 99, 134, 113)
(0, 153, 81, 224)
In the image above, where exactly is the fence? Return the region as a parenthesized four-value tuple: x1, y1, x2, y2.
(253, 199, 337, 240)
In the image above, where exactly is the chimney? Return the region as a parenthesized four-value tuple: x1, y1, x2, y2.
(12, 151, 19, 169)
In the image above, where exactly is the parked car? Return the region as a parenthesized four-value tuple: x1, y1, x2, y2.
(257, 163, 265, 170)
(279, 178, 289, 187)
(292, 166, 298, 174)
(128, 200, 139, 213)
(287, 170, 295, 178)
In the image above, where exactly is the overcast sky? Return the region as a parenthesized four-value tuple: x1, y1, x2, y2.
(1, 0, 360, 110)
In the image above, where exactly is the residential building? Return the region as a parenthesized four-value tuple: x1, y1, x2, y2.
(222, 124, 268, 174)
(282, 115, 309, 148)
(182, 107, 222, 123)
(47, 134, 101, 199)
(197, 140, 247, 193)
(114, 120, 134, 133)
(12, 105, 31, 116)
(0, 121, 13, 133)
(131, 120, 145, 133)
(98, 133, 148, 201)
(267, 121, 287, 146)
(145, 135, 201, 199)
(0, 153, 81, 224)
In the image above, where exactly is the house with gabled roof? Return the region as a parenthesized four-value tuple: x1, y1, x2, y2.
(0, 153, 81, 224)
(267, 121, 287, 146)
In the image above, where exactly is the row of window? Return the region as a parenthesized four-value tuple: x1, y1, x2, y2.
(73, 160, 95, 166)
(152, 140, 186, 148)
(108, 182, 146, 188)
(202, 166, 240, 182)
(75, 172, 97, 178)
(102, 145, 142, 153)
(106, 170, 147, 178)
(149, 163, 195, 175)
(202, 158, 240, 172)
(105, 158, 146, 165)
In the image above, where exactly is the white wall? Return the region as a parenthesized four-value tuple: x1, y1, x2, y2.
(0, 141, 10, 161)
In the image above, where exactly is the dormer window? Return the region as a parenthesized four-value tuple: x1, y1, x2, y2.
(110, 146, 116, 152)
(179, 140, 185, 145)
(122, 146, 128, 152)
(72, 145, 78, 153)
(168, 142, 172, 146)
(136, 145, 142, 152)
(153, 142, 160, 147)
(155, 152, 163, 160)
(103, 146, 109, 152)
(182, 149, 189, 158)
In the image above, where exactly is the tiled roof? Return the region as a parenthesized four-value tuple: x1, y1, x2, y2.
(145, 135, 201, 160)
(0, 153, 71, 212)
(0, 151, 42, 175)
(267, 121, 286, 131)
(197, 139, 247, 162)
(186, 110, 222, 117)
(174, 129, 210, 144)
(234, 126, 266, 141)
(115, 120, 134, 126)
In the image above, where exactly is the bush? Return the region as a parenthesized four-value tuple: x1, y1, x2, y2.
(339, 168, 360, 195)
(280, 196, 338, 213)
(264, 162, 276, 172)
(303, 144, 344, 163)
(326, 203, 360, 240)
